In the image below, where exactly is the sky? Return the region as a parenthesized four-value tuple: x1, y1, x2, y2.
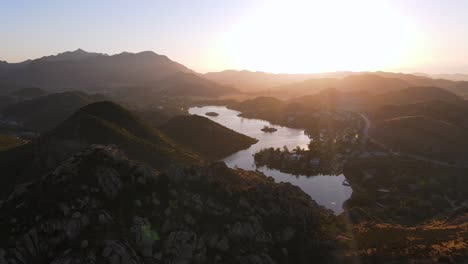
(1, 0, 468, 74)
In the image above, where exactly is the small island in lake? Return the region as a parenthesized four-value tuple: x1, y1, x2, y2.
(261, 125, 277, 133)
(205, 111, 219, 117)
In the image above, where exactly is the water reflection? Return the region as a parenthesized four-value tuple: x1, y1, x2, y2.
(188, 106, 352, 214)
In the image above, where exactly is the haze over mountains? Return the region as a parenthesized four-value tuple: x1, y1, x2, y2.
(3, 48, 468, 262)
(0, 49, 236, 99)
(2, 49, 468, 101)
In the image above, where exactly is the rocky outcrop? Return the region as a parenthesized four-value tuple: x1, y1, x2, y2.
(0, 145, 341, 263)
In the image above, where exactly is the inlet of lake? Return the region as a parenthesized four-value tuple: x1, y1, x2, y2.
(189, 106, 353, 214)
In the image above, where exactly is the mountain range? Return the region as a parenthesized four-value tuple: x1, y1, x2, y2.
(0, 49, 235, 98)
(2, 50, 468, 101)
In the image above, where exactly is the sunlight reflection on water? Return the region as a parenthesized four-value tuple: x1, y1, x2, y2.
(189, 106, 352, 214)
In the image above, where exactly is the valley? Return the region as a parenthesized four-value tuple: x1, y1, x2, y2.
(1, 48, 468, 263)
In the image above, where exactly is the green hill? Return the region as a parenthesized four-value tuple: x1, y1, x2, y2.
(160, 115, 258, 159)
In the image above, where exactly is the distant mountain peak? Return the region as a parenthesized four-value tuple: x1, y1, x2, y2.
(137, 50, 156, 55)
(37, 49, 107, 62)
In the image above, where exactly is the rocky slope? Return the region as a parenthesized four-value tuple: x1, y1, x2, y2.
(0, 145, 342, 264)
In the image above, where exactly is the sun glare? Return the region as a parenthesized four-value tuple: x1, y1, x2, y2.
(213, 0, 422, 73)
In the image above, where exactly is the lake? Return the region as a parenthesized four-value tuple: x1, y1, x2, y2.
(188, 106, 352, 214)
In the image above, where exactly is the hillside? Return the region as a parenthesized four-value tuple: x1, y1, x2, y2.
(229, 96, 286, 121)
(10, 86, 46, 98)
(268, 74, 410, 98)
(273, 78, 338, 97)
(371, 86, 465, 106)
(370, 115, 468, 163)
(289, 87, 372, 112)
(204, 70, 350, 91)
(1, 91, 105, 132)
(160, 115, 258, 159)
(152, 72, 237, 97)
(337, 74, 410, 94)
(0, 101, 201, 190)
(371, 100, 468, 130)
(266, 72, 468, 100)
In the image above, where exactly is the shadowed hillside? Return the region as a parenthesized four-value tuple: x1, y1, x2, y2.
(0, 101, 201, 192)
(371, 100, 468, 129)
(0, 50, 191, 88)
(160, 115, 258, 159)
(371, 115, 468, 163)
(1, 91, 106, 132)
(371, 86, 465, 106)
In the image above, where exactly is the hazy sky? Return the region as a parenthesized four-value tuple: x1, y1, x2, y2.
(1, 0, 468, 73)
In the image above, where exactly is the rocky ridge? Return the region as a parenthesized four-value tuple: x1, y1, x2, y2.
(0, 145, 341, 264)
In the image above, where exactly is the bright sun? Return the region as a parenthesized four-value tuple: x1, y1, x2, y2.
(212, 0, 422, 73)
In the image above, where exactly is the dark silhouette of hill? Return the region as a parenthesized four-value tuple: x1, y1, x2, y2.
(0, 50, 237, 98)
(1, 91, 105, 132)
(371, 100, 468, 130)
(234, 96, 285, 111)
(255, 72, 468, 99)
(371, 86, 465, 106)
(37, 48, 107, 62)
(337, 74, 410, 93)
(289, 87, 372, 111)
(1, 50, 191, 89)
(152, 72, 237, 97)
(371, 115, 468, 163)
(204, 70, 352, 91)
(0, 101, 201, 190)
(160, 115, 258, 159)
(367, 87, 468, 163)
(10, 86, 46, 98)
(0, 85, 47, 111)
(272, 78, 338, 97)
(274, 74, 410, 98)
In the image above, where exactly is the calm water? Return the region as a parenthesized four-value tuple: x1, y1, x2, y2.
(188, 106, 352, 214)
